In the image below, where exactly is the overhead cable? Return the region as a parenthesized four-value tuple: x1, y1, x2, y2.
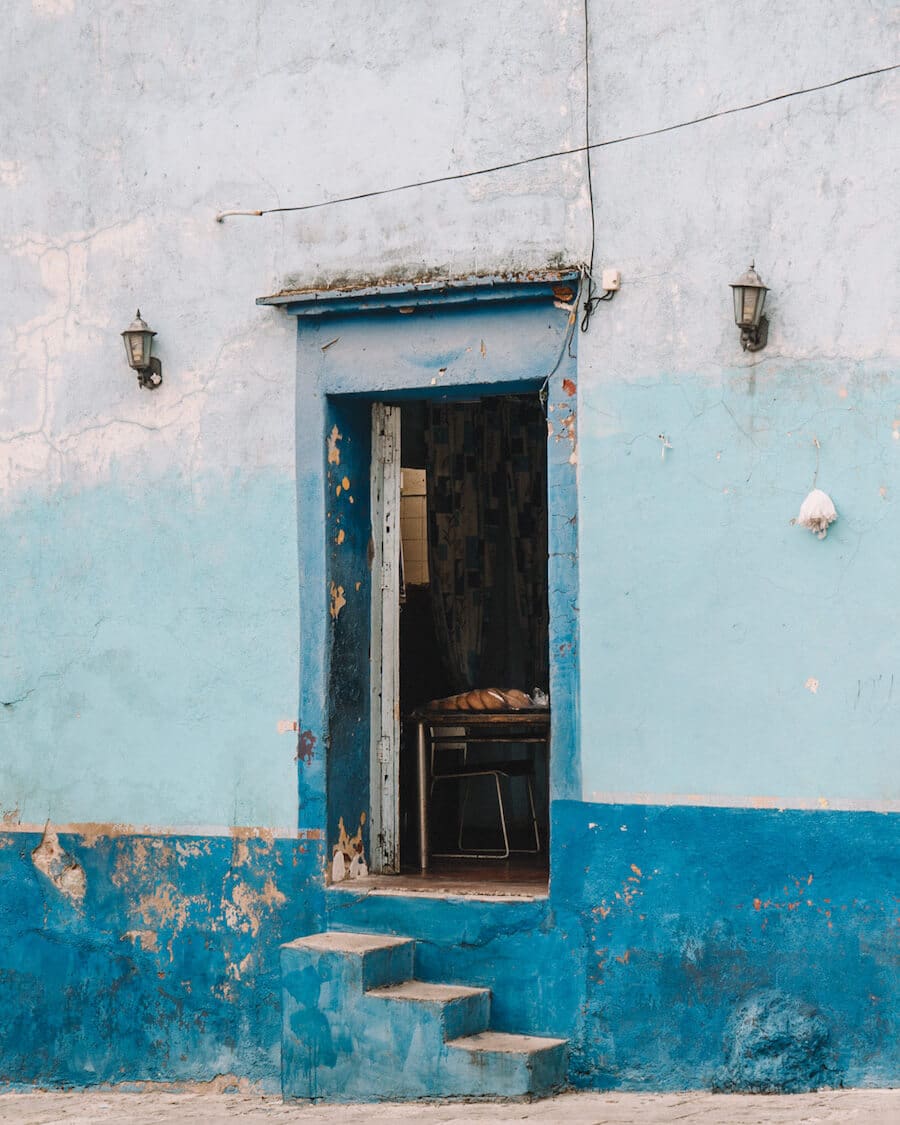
(216, 62, 898, 222)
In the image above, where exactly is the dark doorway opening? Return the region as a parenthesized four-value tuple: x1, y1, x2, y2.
(396, 394, 550, 884)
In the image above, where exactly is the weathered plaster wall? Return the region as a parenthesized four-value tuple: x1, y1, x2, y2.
(328, 801, 898, 1091)
(577, 1, 899, 805)
(1, 0, 587, 1089)
(0, 826, 324, 1088)
(2, 0, 585, 833)
(2, 0, 897, 1096)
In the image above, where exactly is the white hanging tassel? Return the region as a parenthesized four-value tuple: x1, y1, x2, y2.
(796, 489, 837, 539)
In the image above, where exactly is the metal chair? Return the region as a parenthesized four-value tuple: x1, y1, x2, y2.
(429, 723, 541, 859)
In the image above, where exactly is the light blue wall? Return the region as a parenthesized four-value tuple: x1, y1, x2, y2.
(2, 471, 299, 829)
(576, 1, 898, 806)
(1, 0, 587, 834)
(579, 363, 899, 803)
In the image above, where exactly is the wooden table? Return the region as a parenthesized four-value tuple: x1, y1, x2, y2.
(410, 708, 551, 873)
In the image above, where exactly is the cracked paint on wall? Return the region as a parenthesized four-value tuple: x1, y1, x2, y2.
(327, 425, 342, 465)
(1, 826, 324, 1088)
(31, 823, 86, 906)
(1, 0, 897, 1100)
(329, 580, 347, 619)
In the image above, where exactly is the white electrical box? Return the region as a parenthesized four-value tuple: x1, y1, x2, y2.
(601, 268, 621, 291)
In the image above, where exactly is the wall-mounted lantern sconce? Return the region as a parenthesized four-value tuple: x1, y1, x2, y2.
(730, 264, 768, 352)
(121, 310, 162, 389)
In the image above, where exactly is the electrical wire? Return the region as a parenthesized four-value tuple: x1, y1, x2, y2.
(216, 63, 898, 223)
(539, 269, 584, 415)
(580, 0, 599, 331)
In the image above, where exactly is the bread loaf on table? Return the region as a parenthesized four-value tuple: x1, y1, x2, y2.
(428, 687, 536, 712)
(501, 688, 532, 709)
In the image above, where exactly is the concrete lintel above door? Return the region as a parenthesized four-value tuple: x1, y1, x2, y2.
(256, 269, 581, 319)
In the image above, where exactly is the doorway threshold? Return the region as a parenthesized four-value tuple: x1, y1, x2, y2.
(328, 863, 548, 902)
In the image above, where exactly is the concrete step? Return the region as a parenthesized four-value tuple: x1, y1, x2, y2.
(282, 930, 414, 991)
(280, 929, 567, 1101)
(366, 980, 491, 1042)
(447, 1030, 568, 1096)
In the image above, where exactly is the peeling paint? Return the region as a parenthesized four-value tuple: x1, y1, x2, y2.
(327, 425, 342, 465)
(122, 928, 159, 952)
(331, 812, 367, 881)
(297, 729, 316, 764)
(221, 876, 286, 937)
(31, 824, 86, 905)
(230, 826, 275, 869)
(330, 581, 347, 619)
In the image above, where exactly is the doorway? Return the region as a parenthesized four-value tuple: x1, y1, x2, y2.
(371, 393, 550, 887)
(270, 271, 583, 901)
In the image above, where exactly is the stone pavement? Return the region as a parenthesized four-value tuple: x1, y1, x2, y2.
(0, 1089, 897, 1124)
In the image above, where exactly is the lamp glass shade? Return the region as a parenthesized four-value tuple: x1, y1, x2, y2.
(730, 266, 767, 328)
(121, 310, 156, 370)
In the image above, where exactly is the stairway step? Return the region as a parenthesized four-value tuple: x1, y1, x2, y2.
(448, 1029, 567, 1053)
(447, 1030, 568, 1097)
(280, 930, 569, 1101)
(367, 980, 487, 1002)
(282, 930, 414, 991)
(367, 979, 491, 1041)
(286, 931, 411, 955)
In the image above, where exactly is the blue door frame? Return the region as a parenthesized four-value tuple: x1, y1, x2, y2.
(258, 273, 582, 877)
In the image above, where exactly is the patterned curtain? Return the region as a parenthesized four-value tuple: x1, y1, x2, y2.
(501, 397, 549, 691)
(424, 397, 548, 693)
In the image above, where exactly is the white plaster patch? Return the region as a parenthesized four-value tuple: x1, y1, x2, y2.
(805, 677, 819, 694)
(31, 0, 75, 15)
(0, 161, 26, 188)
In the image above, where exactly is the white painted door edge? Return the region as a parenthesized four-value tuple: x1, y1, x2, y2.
(369, 404, 401, 874)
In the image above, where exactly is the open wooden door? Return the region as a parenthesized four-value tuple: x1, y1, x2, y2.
(369, 403, 401, 873)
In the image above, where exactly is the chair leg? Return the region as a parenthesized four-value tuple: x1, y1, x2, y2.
(457, 778, 472, 850)
(527, 776, 541, 853)
(459, 773, 510, 858)
(494, 772, 510, 859)
(506, 775, 541, 854)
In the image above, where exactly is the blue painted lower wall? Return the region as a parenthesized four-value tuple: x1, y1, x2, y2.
(0, 801, 895, 1091)
(327, 801, 898, 1092)
(552, 801, 898, 1091)
(0, 829, 324, 1089)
